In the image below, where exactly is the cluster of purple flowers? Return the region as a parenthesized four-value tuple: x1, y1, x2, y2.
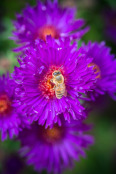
(0, 0, 116, 173)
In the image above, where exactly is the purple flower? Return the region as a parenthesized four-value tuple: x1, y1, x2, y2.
(11, 0, 89, 51)
(82, 41, 116, 100)
(0, 73, 28, 141)
(12, 37, 96, 127)
(18, 118, 94, 174)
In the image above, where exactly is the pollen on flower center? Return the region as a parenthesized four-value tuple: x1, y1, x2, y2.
(39, 66, 64, 99)
(39, 72, 55, 99)
(88, 62, 101, 79)
(0, 100, 7, 113)
(38, 25, 59, 41)
(0, 94, 11, 115)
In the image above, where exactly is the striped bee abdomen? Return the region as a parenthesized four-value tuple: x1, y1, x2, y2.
(55, 84, 66, 99)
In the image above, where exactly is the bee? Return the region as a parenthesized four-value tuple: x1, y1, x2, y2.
(51, 70, 67, 99)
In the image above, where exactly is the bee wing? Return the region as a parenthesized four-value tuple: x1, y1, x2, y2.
(59, 83, 67, 97)
(63, 84, 67, 97)
(64, 89, 67, 97)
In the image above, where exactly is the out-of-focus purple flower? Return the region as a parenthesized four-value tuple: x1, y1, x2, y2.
(0, 73, 28, 141)
(82, 41, 116, 100)
(12, 37, 96, 127)
(18, 118, 94, 174)
(103, 9, 116, 44)
(11, 0, 89, 51)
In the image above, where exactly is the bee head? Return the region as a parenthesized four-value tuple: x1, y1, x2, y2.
(53, 71, 61, 77)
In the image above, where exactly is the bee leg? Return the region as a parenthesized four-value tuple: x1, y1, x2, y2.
(53, 86, 56, 90)
(50, 79, 53, 83)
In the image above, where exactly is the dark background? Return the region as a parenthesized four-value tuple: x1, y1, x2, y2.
(0, 0, 116, 174)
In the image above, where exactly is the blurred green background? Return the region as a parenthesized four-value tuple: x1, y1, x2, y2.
(0, 0, 116, 174)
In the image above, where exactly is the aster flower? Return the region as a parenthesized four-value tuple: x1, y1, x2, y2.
(11, 0, 89, 51)
(13, 37, 96, 127)
(18, 118, 94, 174)
(82, 41, 116, 100)
(0, 73, 28, 141)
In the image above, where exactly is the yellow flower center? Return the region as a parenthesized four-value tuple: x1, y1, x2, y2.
(0, 100, 8, 113)
(43, 125, 62, 143)
(39, 66, 64, 99)
(38, 25, 59, 41)
(47, 127, 60, 139)
(0, 94, 11, 115)
(88, 62, 101, 79)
